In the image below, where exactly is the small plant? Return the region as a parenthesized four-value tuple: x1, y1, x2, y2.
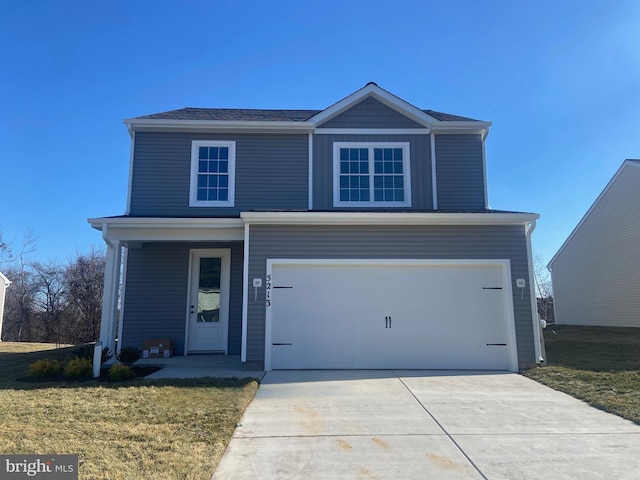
(101, 346, 113, 364)
(28, 358, 62, 378)
(63, 357, 93, 379)
(108, 363, 136, 381)
(116, 347, 142, 367)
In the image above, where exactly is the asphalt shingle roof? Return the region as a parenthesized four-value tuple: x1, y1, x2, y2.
(134, 107, 481, 122)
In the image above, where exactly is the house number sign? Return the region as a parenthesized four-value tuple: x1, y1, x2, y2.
(265, 274, 272, 307)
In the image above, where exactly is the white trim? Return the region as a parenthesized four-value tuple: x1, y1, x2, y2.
(308, 83, 439, 127)
(189, 140, 236, 207)
(315, 128, 430, 135)
(430, 123, 491, 134)
(482, 134, 489, 208)
(88, 217, 244, 243)
(125, 131, 135, 215)
(332, 142, 412, 208)
(116, 247, 128, 355)
(308, 133, 313, 211)
(241, 211, 539, 226)
(525, 220, 544, 363)
(99, 241, 122, 358)
(264, 258, 519, 372)
(430, 133, 437, 210)
(241, 224, 250, 362)
(124, 118, 314, 134)
(185, 248, 231, 354)
(89, 217, 244, 229)
(548, 160, 640, 268)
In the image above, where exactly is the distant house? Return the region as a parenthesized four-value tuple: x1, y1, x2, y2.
(90, 83, 542, 372)
(0, 272, 10, 341)
(548, 160, 640, 327)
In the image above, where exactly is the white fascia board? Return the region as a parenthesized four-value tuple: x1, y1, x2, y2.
(314, 128, 431, 135)
(88, 217, 244, 242)
(123, 118, 314, 134)
(0, 271, 10, 286)
(241, 211, 539, 226)
(431, 122, 492, 135)
(308, 84, 438, 127)
(547, 160, 638, 268)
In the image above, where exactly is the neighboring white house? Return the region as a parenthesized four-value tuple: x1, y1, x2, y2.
(0, 272, 10, 341)
(548, 159, 640, 327)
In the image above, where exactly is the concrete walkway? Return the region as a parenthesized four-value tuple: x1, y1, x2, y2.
(212, 370, 640, 479)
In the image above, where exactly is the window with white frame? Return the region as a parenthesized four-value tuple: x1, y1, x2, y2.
(333, 142, 411, 207)
(190, 140, 236, 207)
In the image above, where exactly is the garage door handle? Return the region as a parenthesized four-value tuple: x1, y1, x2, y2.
(389, 316, 392, 328)
(385, 316, 392, 328)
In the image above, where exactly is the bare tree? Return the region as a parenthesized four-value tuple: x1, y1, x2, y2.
(64, 248, 105, 343)
(533, 253, 554, 324)
(31, 261, 67, 345)
(2, 231, 39, 341)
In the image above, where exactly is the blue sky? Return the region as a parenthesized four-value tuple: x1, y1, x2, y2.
(1, 0, 638, 267)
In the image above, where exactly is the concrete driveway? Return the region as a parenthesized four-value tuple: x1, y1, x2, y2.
(212, 370, 640, 479)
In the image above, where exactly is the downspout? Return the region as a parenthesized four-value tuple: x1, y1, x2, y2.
(525, 218, 545, 365)
(240, 223, 250, 362)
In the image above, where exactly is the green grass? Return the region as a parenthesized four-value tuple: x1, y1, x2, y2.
(524, 325, 640, 424)
(0, 342, 259, 479)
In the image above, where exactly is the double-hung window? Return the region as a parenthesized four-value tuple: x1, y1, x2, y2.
(190, 140, 236, 207)
(333, 142, 411, 207)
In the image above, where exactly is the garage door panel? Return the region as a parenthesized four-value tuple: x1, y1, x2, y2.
(269, 262, 515, 371)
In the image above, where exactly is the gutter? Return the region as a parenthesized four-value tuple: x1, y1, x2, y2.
(525, 218, 545, 365)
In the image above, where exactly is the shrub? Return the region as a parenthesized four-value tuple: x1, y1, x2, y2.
(72, 344, 94, 360)
(108, 363, 136, 381)
(63, 357, 93, 379)
(116, 347, 142, 367)
(28, 359, 62, 378)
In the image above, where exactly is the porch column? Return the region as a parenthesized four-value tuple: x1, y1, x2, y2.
(99, 240, 122, 358)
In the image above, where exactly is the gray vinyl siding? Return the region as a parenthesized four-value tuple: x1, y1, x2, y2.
(435, 134, 486, 209)
(317, 97, 424, 129)
(121, 242, 244, 354)
(246, 224, 535, 369)
(550, 164, 640, 327)
(129, 132, 308, 216)
(312, 134, 432, 210)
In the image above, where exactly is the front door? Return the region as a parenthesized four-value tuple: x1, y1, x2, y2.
(187, 249, 230, 353)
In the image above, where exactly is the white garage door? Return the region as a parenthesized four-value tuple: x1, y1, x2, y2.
(267, 260, 517, 371)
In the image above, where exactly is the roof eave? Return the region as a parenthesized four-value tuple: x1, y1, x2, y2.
(240, 211, 539, 226)
(123, 118, 315, 133)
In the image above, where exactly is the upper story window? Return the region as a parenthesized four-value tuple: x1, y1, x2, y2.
(190, 140, 236, 207)
(333, 142, 411, 207)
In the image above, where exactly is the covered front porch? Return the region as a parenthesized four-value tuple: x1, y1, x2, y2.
(88, 216, 248, 376)
(135, 354, 264, 379)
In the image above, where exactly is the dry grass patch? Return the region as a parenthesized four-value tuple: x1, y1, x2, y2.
(0, 342, 259, 479)
(524, 325, 640, 424)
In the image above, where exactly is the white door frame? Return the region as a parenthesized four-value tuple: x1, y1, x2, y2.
(264, 258, 518, 371)
(184, 248, 231, 355)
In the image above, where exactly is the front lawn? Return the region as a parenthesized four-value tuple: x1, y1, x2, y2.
(0, 342, 259, 479)
(524, 325, 640, 424)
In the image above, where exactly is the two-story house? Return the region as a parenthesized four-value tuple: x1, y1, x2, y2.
(89, 83, 541, 372)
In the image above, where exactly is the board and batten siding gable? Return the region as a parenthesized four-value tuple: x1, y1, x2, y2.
(129, 132, 309, 216)
(312, 134, 432, 210)
(316, 96, 424, 129)
(121, 242, 244, 354)
(550, 164, 640, 327)
(435, 134, 486, 209)
(246, 224, 534, 368)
